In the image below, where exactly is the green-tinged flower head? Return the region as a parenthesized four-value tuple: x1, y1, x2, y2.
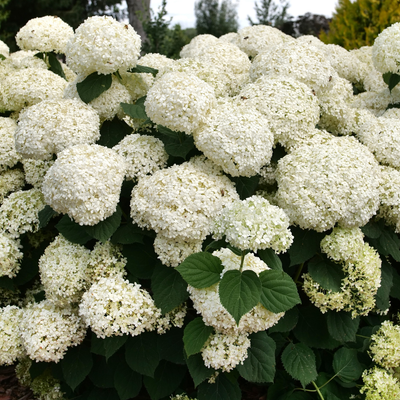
(0, 232, 23, 278)
(360, 367, 400, 400)
(0, 305, 24, 365)
(0, 169, 25, 203)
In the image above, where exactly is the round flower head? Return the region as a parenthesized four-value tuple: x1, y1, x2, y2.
(19, 300, 86, 363)
(350, 89, 392, 116)
(42, 144, 126, 226)
(372, 22, 400, 74)
(237, 24, 289, 58)
(356, 116, 400, 169)
(0, 169, 25, 203)
(153, 233, 203, 267)
(369, 320, 400, 369)
(130, 156, 239, 241)
(22, 159, 54, 189)
(3, 49, 48, 70)
(0, 188, 45, 238)
(79, 275, 160, 338)
(0, 39, 9, 58)
(15, 16, 74, 54)
(0, 117, 21, 171)
(274, 136, 381, 232)
(250, 41, 337, 93)
(180, 34, 219, 59)
(145, 71, 216, 134)
(238, 75, 320, 150)
(64, 74, 132, 122)
(65, 16, 141, 75)
(39, 235, 91, 307)
(219, 32, 240, 46)
(193, 98, 273, 177)
(188, 248, 284, 334)
(113, 134, 168, 182)
(213, 195, 293, 253)
(360, 367, 400, 400)
(296, 34, 326, 50)
(0, 233, 23, 278)
(2, 68, 67, 112)
(0, 306, 24, 365)
(201, 331, 251, 372)
(378, 166, 400, 233)
(15, 98, 100, 160)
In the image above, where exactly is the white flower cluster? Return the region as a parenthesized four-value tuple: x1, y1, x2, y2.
(22, 159, 54, 190)
(20, 300, 86, 363)
(303, 227, 381, 317)
(188, 248, 284, 334)
(156, 304, 187, 334)
(213, 195, 293, 253)
(0, 232, 23, 278)
(201, 331, 251, 372)
(79, 275, 160, 338)
(180, 34, 219, 58)
(274, 137, 381, 232)
(113, 134, 168, 181)
(130, 157, 238, 241)
(0, 39, 9, 57)
(378, 166, 400, 232)
(145, 71, 216, 134)
(65, 16, 141, 75)
(15, 99, 100, 160)
(16, 16, 74, 54)
(0, 169, 25, 203)
(42, 144, 125, 226)
(372, 22, 400, 74)
(0, 188, 45, 238)
(193, 98, 273, 177)
(0, 306, 24, 365)
(0, 117, 21, 171)
(39, 235, 91, 307)
(360, 367, 400, 400)
(238, 75, 320, 150)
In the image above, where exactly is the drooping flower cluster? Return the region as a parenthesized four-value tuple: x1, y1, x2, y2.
(15, 98, 100, 160)
(42, 144, 126, 226)
(213, 195, 293, 253)
(360, 367, 400, 400)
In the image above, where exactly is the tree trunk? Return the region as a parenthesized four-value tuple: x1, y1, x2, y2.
(127, 0, 151, 44)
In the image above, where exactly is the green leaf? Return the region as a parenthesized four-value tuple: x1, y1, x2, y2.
(88, 357, 115, 388)
(379, 229, 400, 261)
(125, 332, 160, 377)
(307, 256, 345, 292)
(186, 353, 215, 387)
(122, 241, 157, 279)
(97, 117, 132, 148)
(376, 259, 393, 311)
(197, 373, 241, 400)
(38, 205, 58, 228)
(47, 52, 66, 79)
(77, 72, 112, 103)
(281, 343, 317, 388)
(391, 267, 400, 300)
(361, 219, 382, 239)
(90, 333, 106, 357)
(229, 175, 260, 200)
(103, 335, 128, 361)
(0, 54, 6, 60)
(219, 270, 261, 325)
(288, 228, 324, 267)
(269, 307, 299, 334)
(176, 252, 223, 288)
(114, 359, 142, 400)
(83, 206, 122, 243)
(143, 361, 186, 400)
(332, 347, 363, 383)
(87, 387, 119, 400)
(55, 215, 92, 244)
(129, 64, 158, 76)
(111, 223, 144, 245)
(157, 327, 185, 365)
(183, 317, 214, 357)
(259, 270, 301, 313)
(236, 331, 276, 383)
(257, 248, 283, 270)
(121, 101, 148, 120)
(151, 263, 189, 314)
(383, 72, 400, 92)
(155, 125, 195, 159)
(0, 276, 15, 290)
(326, 311, 359, 343)
(61, 345, 93, 391)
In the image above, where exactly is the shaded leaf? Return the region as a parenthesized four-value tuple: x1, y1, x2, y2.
(157, 327, 185, 364)
(288, 228, 324, 267)
(103, 335, 128, 361)
(327, 311, 359, 343)
(129, 64, 158, 76)
(88, 357, 115, 388)
(38, 205, 58, 229)
(97, 117, 132, 148)
(197, 373, 241, 400)
(183, 317, 214, 357)
(121, 101, 148, 120)
(111, 223, 144, 245)
(114, 359, 142, 400)
(332, 347, 363, 383)
(376, 259, 393, 311)
(308, 256, 344, 292)
(122, 241, 157, 279)
(383, 72, 400, 92)
(257, 248, 283, 270)
(83, 206, 122, 243)
(219, 270, 261, 325)
(379, 229, 400, 261)
(47, 52, 66, 79)
(186, 353, 215, 387)
(229, 175, 260, 200)
(155, 125, 195, 159)
(55, 215, 92, 244)
(77, 72, 112, 103)
(269, 307, 299, 334)
(361, 219, 383, 239)
(61, 345, 93, 391)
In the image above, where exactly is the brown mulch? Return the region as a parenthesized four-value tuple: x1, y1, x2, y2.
(0, 365, 34, 400)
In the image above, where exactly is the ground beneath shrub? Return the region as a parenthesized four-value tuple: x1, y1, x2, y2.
(0, 365, 34, 400)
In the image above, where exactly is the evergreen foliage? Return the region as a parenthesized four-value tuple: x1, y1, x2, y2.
(320, 0, 400, 49)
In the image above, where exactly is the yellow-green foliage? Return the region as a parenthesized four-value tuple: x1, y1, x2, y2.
(320, 0, 400, 49)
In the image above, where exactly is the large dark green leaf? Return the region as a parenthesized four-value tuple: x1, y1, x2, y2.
(111, 223, 144, 245)
(151, 263, 189, 314)
(55, 215, 92, 244)
(88, 356, 115, 388)
(155, 125, 195, 159)
(97, 117, 132, 148)
(332, 347, 363, 383)
(229, 175, 260, 200)
(257, 248, 283, 271)
(103, 335, 128, 361)
(122, 240, 158, 279)
(375, 259, 393, 311)
(269, 307, 299, 334)
(307, 256, 345, 292)
(326, 311, 359, 343)
(236, 331, 276, 383)
(114, 359, 142, 400)
(383, 72, 400, 92)
(129, 64, 158, 76)
(288, 228, 324, 267)
(38, 205, 58, 228)
(47, 52, 66, 79)
(121, 101, 148, 120)
(61, 345, 93, 391)
(157, 327, 185, 365)
(77, 72, 112, 103)
(186, 353, 215, 388)
(83, 206, 122, 243)
(197, 373, 241, 400)
(219, 269, 261, 325)
(183, 317, 214, 357)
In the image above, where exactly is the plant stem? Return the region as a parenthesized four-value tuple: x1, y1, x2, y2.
(294, 262, 305, 284)
(311, 381, 325, 400)
(239, 251, 246, 272)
